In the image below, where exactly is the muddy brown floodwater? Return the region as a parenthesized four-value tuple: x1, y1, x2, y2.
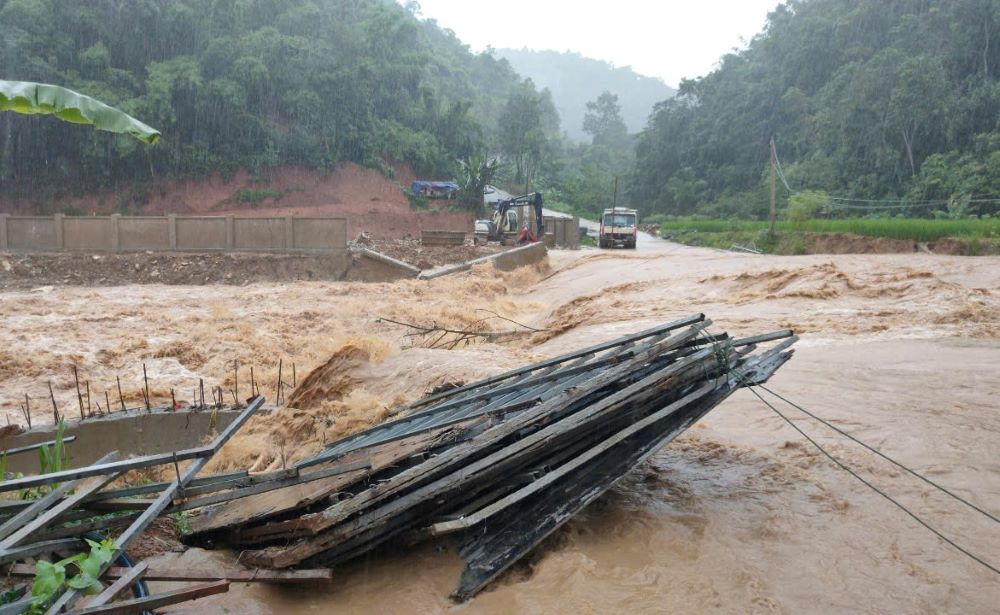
(2, 237, 999, 613)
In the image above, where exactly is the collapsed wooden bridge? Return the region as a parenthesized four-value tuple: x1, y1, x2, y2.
(0, 314, 796, 610)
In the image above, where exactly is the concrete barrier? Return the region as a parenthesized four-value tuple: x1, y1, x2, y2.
(421, 230, 466, 246)
(419, 242, 547, 280)
(542, 216, 580, 249)
(346, 248, 422, 282)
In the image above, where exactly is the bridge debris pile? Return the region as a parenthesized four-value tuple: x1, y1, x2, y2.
(183, 314, 796, 600)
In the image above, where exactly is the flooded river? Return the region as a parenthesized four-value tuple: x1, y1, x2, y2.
(2, 239, 999, 612)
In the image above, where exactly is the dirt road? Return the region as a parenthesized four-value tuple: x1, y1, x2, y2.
(2, 237, 999, 613)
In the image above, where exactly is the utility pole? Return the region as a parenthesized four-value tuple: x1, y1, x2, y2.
(611, 176, 619, 212)
(769, 137, 777, 237)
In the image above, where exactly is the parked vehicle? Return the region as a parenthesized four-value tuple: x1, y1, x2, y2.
(599, 208, 638, 249)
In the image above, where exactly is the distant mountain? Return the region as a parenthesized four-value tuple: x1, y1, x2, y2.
(497, 49, 675, 142)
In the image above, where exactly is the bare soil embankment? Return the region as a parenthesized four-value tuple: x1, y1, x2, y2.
(0, 239, 508, 289)
(0, 162, 474, 240)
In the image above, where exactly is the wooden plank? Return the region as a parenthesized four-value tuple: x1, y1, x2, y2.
(64, 580, 229, 615)
(0, 467, 122, 551)
(45, 397, 264, 614)
(406, 313, 705, 410)
(241, 346, 698, 546)
(84, 562, 148, 608)
(0, 538, 81, 566)
(0, 452, 118, 542)
(451, 347, 795, 600)
(241, 338, 717, 564)
(1, 436, 78, 457)
(296, 328, 674, 471)
(6, 563, 331, 584)
(431, 382, 718, 535)
(0, 445, 211, 494)
(190, 418, 483, 537)
(195, 472, 356, 538)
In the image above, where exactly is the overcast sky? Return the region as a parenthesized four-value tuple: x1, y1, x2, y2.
(407, 0, 783, 87)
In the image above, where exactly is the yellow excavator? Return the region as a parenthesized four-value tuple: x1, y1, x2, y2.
(474, 192, 545, 245)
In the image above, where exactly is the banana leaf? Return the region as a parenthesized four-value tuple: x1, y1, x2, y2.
(0, 80, 160, 144)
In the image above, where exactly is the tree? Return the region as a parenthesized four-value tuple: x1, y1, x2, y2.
(629, 0, 1000, 218)
(0, 0, 546, 203)
(456, 153, 501, 217)
(497, 80, 558, 186)
(582, 91, 628, 148)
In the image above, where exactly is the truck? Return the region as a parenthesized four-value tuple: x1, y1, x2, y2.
(474, 192, 544, 245)
(599, 208, 638, 249)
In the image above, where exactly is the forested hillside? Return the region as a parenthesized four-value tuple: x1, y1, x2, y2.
(499, 49, 675, 141)
(630, 0, 1000, 219)
(0, 0, 537, 202)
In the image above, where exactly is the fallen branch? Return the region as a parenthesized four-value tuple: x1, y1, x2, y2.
(376, 316, 534, 349)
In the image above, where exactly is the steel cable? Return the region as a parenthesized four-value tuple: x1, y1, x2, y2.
(743, 383, 1000, 577)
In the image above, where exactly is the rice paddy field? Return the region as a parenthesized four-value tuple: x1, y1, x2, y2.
(655, 217, 1000, 255)
(659, 217, 1000, 242)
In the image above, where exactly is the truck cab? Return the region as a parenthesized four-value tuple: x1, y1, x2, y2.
(599, 208, 638, 249)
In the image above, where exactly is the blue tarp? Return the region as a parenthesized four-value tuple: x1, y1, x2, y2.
(411, 180, 459, 196)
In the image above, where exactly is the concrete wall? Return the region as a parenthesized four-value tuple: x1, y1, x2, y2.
(0, 214, 347, 253)
(62, 216, 115, 251)
(118, 217, 170, 250)
(346, 248, 422, 282)
(542, 216, 580, 249)
(3, 216, 58, 250)
(492, 242, 548, 271)
(176, 216, 227, 250)
(345, 210, 473, 241)
(293, 217, 347, 251)
(419, 242, 548, 280)
(234, 217, 286, 251)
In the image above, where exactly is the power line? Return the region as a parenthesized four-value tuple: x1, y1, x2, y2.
(769, 140, 1000, 209)
(758, 384, 1000, 526)
(742, 383, 1000, 578)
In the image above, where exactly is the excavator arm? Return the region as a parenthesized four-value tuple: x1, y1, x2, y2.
(496, 192, 545, 237)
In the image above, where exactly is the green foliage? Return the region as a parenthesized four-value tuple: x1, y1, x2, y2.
(234, 188, 282, 207)
(661, 217, 1000, 243)
(630, 0, 1000, 218)
(28, 537, 117, 612)
(0, 80, 160, 144)
(15, 421, 68, 501)
(498, 79, 560, 186)
(583, 91, 628, 148)
(172, 511, 192, 536)
(0, 0, 537, 200)
(456, 154, 502, 217)
(0, 585, 21, 605)
(787, 190, 828, 222)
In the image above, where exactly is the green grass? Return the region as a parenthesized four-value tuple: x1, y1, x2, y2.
(234, 188, 283, 207)
(660, 217, 1000, 243)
